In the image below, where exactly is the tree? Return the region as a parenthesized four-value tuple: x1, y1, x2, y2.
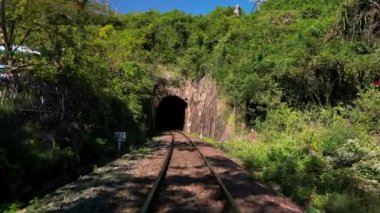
(0, 0, 97, 75)
(0, 0, 46, 73)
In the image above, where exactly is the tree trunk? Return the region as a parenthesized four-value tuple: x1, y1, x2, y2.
(0, 0, 14, 73)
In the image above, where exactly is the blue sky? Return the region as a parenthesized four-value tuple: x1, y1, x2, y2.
(110, 0, 254, 15)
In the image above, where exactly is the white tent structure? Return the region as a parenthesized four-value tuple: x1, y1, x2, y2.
(0, 45, 40, 55)
(0, 45, 40, 78)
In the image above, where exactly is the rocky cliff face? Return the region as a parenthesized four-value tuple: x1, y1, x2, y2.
(153, 76, 228, 140)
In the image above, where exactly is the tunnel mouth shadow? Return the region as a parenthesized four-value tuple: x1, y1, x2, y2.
(156, 96, 187, 132)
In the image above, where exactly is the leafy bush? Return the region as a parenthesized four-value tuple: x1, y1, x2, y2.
(209, 104, 380, 211)
(350, 88, 380, 134)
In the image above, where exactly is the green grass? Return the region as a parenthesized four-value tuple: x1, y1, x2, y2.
(199, 102, 380, 211)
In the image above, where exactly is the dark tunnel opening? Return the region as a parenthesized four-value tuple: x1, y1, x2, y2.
(156, 96, 187, 132)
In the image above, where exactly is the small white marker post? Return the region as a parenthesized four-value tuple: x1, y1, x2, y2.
(115, 131, 126, 154)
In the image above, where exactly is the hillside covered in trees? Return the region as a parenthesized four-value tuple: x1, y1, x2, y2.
(1, 0, 379, 211)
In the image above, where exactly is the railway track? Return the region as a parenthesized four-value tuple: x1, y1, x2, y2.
(140, 131, 241, 213)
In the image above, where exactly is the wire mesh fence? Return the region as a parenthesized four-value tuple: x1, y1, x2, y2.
(0, 78, 65, 119)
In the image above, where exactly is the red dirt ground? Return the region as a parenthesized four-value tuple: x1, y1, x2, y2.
(188, 135, 303, 213)
(152, 133, 227, 212)
(23, 133, 303, 213)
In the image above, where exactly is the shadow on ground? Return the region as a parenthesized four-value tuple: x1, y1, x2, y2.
(26, 134, 172, 212)
(26, 133, 301, 213)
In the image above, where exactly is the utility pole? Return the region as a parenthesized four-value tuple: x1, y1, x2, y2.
(249, 0, 265, 12)
(103, 0, 110, 15)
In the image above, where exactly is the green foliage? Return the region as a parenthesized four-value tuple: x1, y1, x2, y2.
(1, 0, 380, 210)
(350, 88, 380, 134)
(339, 0, 380, 43)
(207, 104, 380, 211)
(100, 0, 377, 115)
(323, 193, 362, 213)
(0, 0, 152, 206)
(165, 3, 380, 210)
(28, 197, 41, 210)
(0, 201, 23, 213)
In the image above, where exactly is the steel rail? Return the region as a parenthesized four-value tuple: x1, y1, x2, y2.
(178, 131, 241, 213)
(140, 132, 174, 213)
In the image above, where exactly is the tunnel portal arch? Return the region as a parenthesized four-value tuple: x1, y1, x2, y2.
(155, 96, 187, 132)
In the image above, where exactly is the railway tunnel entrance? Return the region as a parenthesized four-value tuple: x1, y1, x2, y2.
(156, 96, 187, 132)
